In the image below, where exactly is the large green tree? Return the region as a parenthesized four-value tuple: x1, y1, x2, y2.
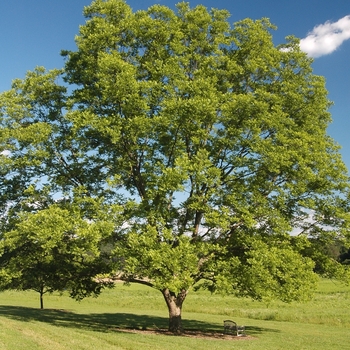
(1, 0, 350, 332)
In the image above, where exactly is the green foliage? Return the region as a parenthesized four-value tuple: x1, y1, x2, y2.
(62, 0, 349, 301)
(0, 197, 118, 306)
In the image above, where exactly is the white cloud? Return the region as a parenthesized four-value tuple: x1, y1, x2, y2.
(300, 15, 350, 58)
(1, 150, 10, 157)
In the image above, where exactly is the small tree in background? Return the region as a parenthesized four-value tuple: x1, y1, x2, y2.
(0, 196, 117, 309)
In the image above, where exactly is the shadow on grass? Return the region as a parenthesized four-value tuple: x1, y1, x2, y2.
(0, 305, 279, 336)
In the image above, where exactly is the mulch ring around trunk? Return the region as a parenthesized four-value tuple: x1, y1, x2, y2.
(111, 327, 255, 340)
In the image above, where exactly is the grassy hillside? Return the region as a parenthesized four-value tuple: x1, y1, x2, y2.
(0, 279, 349, 349)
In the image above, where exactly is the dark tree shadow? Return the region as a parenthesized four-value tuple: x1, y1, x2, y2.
(0, 305, 280, 336)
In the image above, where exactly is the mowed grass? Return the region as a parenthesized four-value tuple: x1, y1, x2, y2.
(0, 279, 349, 350)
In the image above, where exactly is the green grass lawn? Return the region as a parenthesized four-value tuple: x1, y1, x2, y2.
(0, 279, 349, 350)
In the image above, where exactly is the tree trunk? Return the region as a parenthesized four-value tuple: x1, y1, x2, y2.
(162, 288, 187, 333)
(40, 291, 44, 309)
(39, 285, 45, 309)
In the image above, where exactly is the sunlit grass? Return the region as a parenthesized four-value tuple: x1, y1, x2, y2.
(0, 279, 349, 349)
(184, 279, 350, 326)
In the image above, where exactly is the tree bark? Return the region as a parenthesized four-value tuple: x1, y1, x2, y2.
(162, 288, 187, 333)
(40, 290, 44, 309)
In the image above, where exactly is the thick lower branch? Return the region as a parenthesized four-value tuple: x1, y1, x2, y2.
(113, 273, 154, 288)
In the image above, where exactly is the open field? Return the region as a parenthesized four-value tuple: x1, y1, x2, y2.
(0, 279, 349, 350)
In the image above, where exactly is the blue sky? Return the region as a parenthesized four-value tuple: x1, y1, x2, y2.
(1, 0, 350, 170)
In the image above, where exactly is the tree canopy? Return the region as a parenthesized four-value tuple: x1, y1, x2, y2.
(1, 0, 350, 332)
(0, 191, 117, 308)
